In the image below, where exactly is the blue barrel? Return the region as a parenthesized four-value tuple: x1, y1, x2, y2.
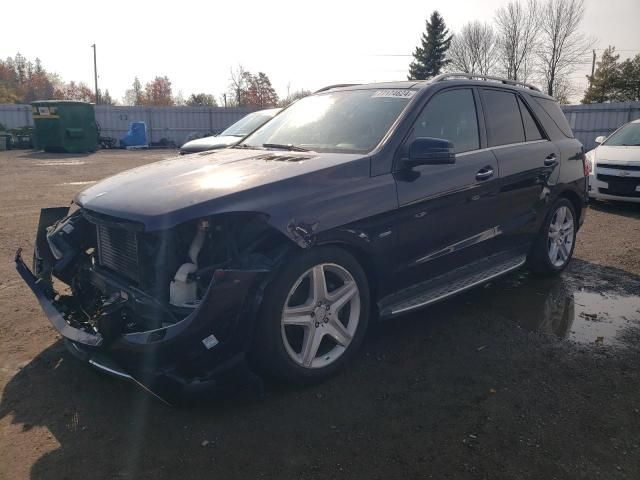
(120, 121, 148, 148)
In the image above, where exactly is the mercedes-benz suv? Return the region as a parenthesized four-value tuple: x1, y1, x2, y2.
(15, 74, 588, 403)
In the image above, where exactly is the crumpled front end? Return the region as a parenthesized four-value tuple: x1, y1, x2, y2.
(16, 206, 289, 404)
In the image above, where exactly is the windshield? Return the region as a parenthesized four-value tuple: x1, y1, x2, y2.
(221, 111, 276, 137)
(241, 89, 415, 153)
(603, 122, 640, 146)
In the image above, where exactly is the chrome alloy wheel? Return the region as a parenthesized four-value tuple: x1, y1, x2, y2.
(281, 263, 361, 369)
(547, 205, 575, 267)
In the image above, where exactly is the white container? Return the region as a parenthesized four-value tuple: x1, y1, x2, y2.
(169, 279, 198, 307)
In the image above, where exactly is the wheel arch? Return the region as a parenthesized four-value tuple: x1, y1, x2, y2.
(556, 188, 584, 226)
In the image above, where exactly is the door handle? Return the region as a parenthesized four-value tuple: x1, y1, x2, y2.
(476, 166, 494, 181)
(544, 153, 558, 167)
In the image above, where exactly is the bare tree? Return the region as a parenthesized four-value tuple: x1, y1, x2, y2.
(552, 75, 577, 104)
(536, 0, 594, 97)
(229, 65, 250, 106)
(495, 0, 541, 81)
(448, 21, 499, 76)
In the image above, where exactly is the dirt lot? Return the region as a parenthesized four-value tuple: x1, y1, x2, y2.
(1, 149, 639, 480)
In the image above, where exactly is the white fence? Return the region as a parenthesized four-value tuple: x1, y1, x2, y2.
(0, 104, 32, 129)
(0, 104, 255, 147)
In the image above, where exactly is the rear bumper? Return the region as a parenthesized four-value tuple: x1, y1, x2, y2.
(15, 247, 265, 405)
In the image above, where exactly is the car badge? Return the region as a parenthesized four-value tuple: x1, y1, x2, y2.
(618, 170, 630, 177)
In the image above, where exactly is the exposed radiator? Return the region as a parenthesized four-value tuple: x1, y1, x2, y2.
(96, 224, 140, 283)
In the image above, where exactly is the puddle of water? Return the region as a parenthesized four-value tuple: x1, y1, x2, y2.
(35, 161, 86, 166)
(57, 181, 95, 186)
(569, 291, 640, 345)
(476, 272, 640, 346)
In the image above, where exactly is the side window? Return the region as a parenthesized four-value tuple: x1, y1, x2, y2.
(532, 97, 574, 138)
(412, 89, 479, 154)
(518, 97, 544, 141)
(482, 90, 525, 147)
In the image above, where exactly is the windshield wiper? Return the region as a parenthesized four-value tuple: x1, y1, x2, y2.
(232, 143, 261, 149)
(262, 143, 310, 152)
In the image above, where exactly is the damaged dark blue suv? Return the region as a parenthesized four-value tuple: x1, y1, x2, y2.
(16, 74, 588, 403)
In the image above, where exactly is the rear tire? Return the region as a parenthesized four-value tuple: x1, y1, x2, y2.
(528, 198, 577, 276)
(252, 246, 370, 384)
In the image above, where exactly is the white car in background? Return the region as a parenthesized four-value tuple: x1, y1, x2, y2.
(179, 108, 281, 154)
(587, 119, 640, 204)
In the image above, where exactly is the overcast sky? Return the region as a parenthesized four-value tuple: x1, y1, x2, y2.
(3, 0, 639, 104)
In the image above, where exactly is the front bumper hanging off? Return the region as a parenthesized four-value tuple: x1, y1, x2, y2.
(15, 249, 171, 403)
(15, 244, 266, 405)
(15, 248, 104, 346)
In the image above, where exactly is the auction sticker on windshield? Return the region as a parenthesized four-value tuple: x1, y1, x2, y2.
(372, 90, 416, 98)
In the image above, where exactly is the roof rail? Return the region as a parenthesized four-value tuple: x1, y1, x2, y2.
(314, 83, 361, 94)
(430, 73, 541, 92)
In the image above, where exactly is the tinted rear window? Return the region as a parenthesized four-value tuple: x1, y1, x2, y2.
(482, 90, 525, 147)
(532, 97, 574, 138)
(518, 97, 544, 141)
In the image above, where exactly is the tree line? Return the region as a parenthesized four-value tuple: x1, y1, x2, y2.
(0, 54, 115, 105)
(408, 0, 639, 103)
(0, 54, 304, 109)
(122, 67, 308, 108)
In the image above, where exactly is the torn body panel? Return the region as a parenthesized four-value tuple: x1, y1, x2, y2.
(17, 207, 287, 402)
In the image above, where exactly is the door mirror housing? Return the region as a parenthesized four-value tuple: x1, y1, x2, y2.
(404, 137, 455, 168)
(594, 135, 605, 145)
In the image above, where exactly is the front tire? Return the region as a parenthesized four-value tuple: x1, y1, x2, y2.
(253, 246, 370, 384)
(528, 198, 577, 276)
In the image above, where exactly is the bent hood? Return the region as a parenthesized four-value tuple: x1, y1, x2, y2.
(75, 148, 394, 234)
(593, 145, 640, 165)
(180, 135, 240, 153)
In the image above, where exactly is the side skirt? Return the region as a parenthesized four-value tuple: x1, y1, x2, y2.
(378, 250, 527, 318)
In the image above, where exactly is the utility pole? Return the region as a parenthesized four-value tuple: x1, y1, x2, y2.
(589, 49, 596, 89)
(223, 93, 227, 108)
(91, 44, 99, 104)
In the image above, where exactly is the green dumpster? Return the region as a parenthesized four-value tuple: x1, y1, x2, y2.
(31, 101, 98, 153)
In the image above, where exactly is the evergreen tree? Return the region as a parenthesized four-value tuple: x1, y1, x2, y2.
(408, 11, 452, 80)
(617, 54, 640, 101)
(582, 46, 621, 103)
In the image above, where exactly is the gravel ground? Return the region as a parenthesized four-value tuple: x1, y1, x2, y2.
(0, 149, 639, 480)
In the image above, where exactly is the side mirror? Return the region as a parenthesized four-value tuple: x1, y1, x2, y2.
(404, 137, 455, 168)
(594, 136, 605, 145)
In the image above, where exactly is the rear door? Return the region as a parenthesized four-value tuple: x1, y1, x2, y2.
(392, 88, 501, 289)
(479, 88, 559, 253)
